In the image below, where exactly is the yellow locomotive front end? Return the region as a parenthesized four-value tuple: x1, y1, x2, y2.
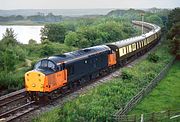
(25, 59, 67, 101)
(25, 71, 45, 92)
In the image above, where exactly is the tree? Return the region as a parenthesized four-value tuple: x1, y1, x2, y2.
(167, 7, 180, 29)
(64, 32, 79, 47)
(40, 40, 55, 57)
(1, 28, 18, 46)
(146, 15, 163, 27)
(168, 22, 180, 59)
(78, 38, 91, 48)
(40, 24, 67, 43)
(15, 15, 24, 21)
(167, 8, 180, 59)
(28, 39, 37, 45)
(0, 28, 27, 71)
(77, 26, 103, 46)
(98, 21, 125, 42)
(0, 49, 17, 71)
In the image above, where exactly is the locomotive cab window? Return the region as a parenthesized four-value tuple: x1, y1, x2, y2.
(34, 60, 57, 71)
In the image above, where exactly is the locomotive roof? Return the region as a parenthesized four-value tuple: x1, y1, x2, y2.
(47, 45, 110, 64)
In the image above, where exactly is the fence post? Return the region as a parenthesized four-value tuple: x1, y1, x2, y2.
(140, 114, 143, 122)
(134, 114, 136, 122)
(168, 109, 170, 118)
(152, 112, 154, 122)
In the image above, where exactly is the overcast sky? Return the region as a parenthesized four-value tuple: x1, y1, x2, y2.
(0, 0, 179, 10)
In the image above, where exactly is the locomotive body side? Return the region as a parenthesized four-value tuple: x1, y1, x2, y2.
(25, 45, 116, 100)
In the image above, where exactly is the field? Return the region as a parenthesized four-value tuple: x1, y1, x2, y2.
(129, 61, 180, 114)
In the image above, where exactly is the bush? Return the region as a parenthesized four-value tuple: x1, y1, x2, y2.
(147, 52, 160, 63)
(121, 70, 133, 80)
(0, 71, 25, 89)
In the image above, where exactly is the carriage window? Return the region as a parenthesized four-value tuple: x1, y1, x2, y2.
(126, 46, 129, 53)
(141, 41, 144, 47)
(129, 45, 132, 52)
(144, 40, 146, 45)
(136, 42, 139, 49)
(139, 42, 141, 48)
(132, 43, 136, 51)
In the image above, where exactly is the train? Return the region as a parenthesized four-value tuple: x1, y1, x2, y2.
(25, 21, 161, 101)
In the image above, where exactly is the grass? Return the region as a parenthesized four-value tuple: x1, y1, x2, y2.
(129, 61, 180, 115)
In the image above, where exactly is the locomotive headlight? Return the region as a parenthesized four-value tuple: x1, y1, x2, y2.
(32, 84, 36, 87)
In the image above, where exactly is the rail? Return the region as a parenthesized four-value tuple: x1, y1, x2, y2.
(0, 101, 39, 122)
(0, 88, 25, 101)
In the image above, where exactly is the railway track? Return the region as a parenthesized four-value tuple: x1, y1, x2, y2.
(0, 101, 39, 122)
(0, 89, 39, 122)
(0, 89, 25, 108)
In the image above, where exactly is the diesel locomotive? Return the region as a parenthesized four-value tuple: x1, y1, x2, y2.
(25, 21, 161, 101)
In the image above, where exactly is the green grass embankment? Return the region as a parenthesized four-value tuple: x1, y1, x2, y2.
(129, 61, 180, 114)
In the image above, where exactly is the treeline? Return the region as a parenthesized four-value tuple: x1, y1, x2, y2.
(107, 8, 170, 28)
(167, 8, 180, 59)
(40, 8, 170, 49)
(41, 18, 139, 48)
(0, 15, 24, 22)
(27, 13, 63, 22)
(0, 13, 62, 22)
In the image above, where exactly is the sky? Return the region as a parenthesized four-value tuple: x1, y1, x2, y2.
(0, 0, 179, 10)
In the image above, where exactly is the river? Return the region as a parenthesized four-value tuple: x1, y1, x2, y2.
(0, 25, 44, 44)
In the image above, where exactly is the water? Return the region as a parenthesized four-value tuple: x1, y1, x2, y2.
(0, 25, 44, 44)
